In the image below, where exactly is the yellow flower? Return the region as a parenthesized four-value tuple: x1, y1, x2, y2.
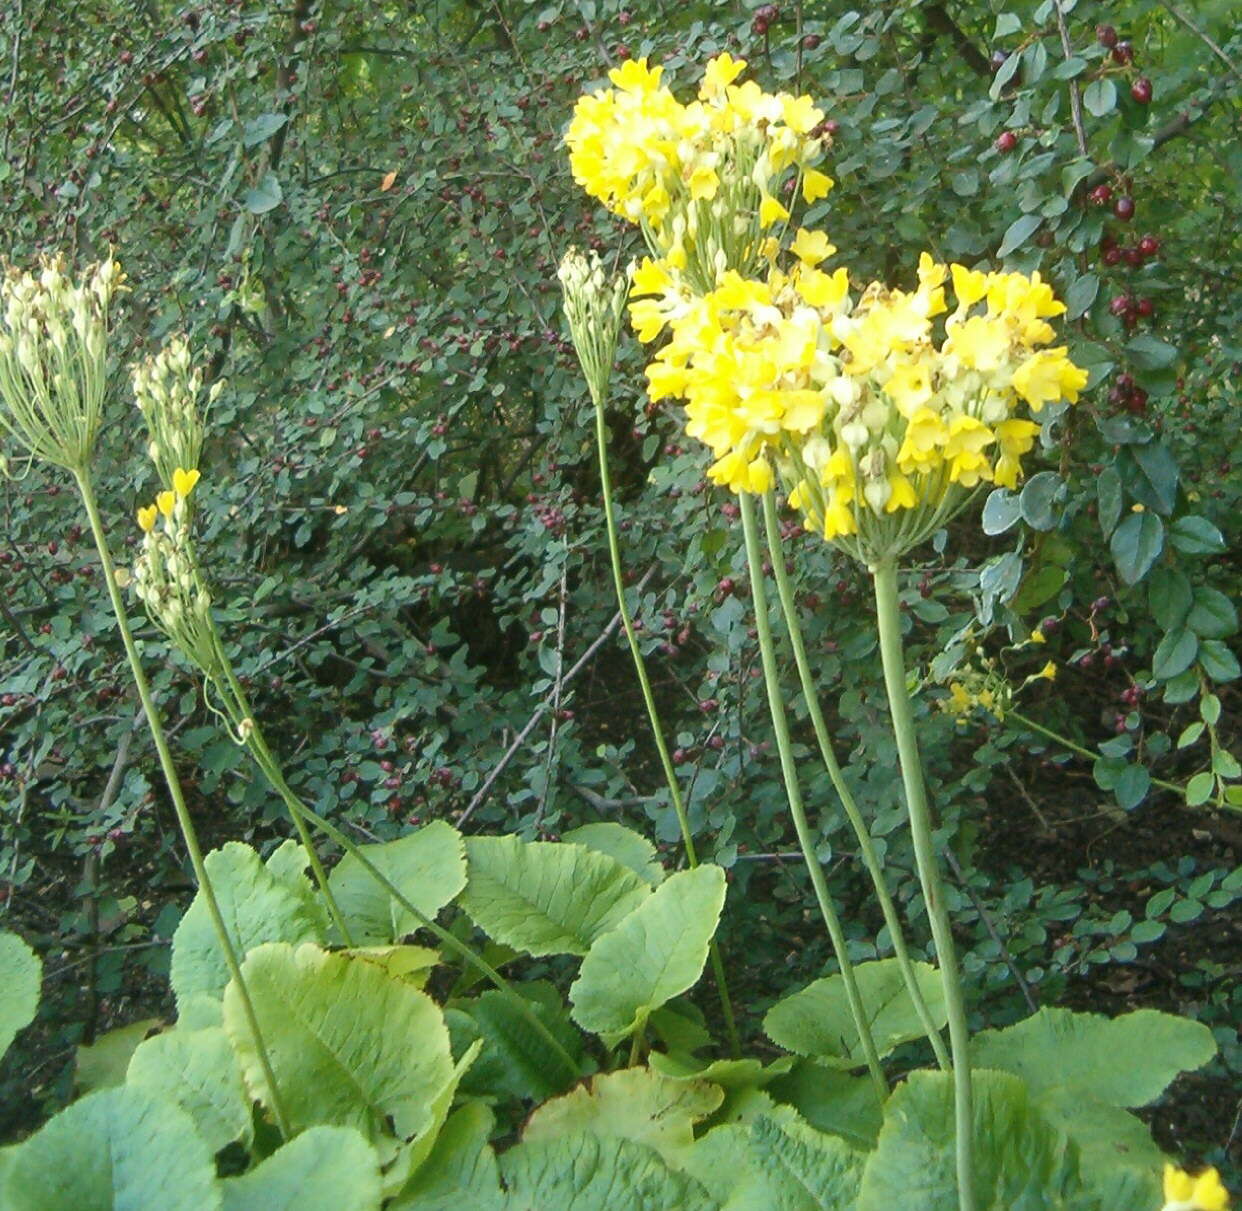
(801, 168, 833, 202)
(137, 504, 158, 533)
(156, 489, 176, 519)
(1030, 629, 1047, 644)
(699, 52, 747, 99)
(950, 263, 989, 310)
(796, 266, 850, 309)
(759, 194, 790, 227)
(790, 228, 836, 266)
(1162, 1165, 1230, 1211)
(1011, 347, 1088, 410)
(608, 58, 664, 94)
(687, 163, 720, 201)
(884, 361, 935, 418)
(1039, 661, 1056, 680)
(172, 466, 200, 498)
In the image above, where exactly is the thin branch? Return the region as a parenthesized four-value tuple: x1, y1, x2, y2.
(1051, 0, 1091, 158)
(1163, 3, 1242, 84)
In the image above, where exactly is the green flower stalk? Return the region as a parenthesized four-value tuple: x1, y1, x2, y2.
(872, 560, 975, 1211)
(739, 492, 889, 1103)
(131, 334, 214, 489)
(0, 256, 290, 1139)
(761, 490, 949, 1070)
(559, 247, 740, 1058)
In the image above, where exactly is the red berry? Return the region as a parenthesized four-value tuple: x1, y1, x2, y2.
(1130, 77, 1152, 104)
(1113, 195, 1135, 221)
(1103, 247, 1123, 266)
(618, 10, 632, 24)
(1096, 24, 1118, 48)
(1136, 298, 1154, 317)
(994, 130, 1017, 152)
(1123, 245, 1143, 266)
(1112, 41, 1133, 65)
(1138, 234, 1160, 257)
(802, 33, 821, 49)
(1108, 294, 1132, 316)
(1089, 183, 1113, 206)
(989, 50, 1008, 73)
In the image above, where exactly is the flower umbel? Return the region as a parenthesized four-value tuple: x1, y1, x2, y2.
(131, 334, 220, 490)
(558, 248, 630, 406)
(0, 255, 125, 473)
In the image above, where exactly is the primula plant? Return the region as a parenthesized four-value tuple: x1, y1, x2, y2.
(0, 29, 1236, 1211)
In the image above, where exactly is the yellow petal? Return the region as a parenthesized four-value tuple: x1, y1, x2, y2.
(759, 194, 790, 227)
(137, 504, 158, 533)
(801, 168, 833, 203)
(156, 490, 175, 519)
(172, 466, 200, 498)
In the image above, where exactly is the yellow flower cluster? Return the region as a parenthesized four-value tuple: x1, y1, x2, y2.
(567, 54, 831, 286)
(631, 242, 1087, 560)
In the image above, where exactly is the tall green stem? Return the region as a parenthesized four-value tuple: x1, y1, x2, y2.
(72, 469, 290, 1139)
(591, 390, 740, 1059)
(871, 560, 975, 1211)
(290, 801, 581, 1083)
(215, 661, 354, 946)
(761, 492, 949, 1070)
(739, 493, 888, 1103)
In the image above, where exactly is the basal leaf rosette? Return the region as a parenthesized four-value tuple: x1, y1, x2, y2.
(633, 247, 1087, 564)
(567, 54, 833, 290)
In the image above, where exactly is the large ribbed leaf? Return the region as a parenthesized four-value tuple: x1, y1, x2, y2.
(857, 1069, 1090, 1211)
(523, 1066, 723, 1167)
(1, 1086, 219, 1211)
(328, 821, 467, 945)
(0, 930, 40, 1062)
(561, 822, 665, 886)
(971, 1007, 1216, 1108)
(748, 1107, 866, 1211)
(497, 1133, 718, 1211)
(127, 1026, 252, 1152)
(570, 865, 726, 1039)
(389, 1104, 502, 1211)
(171, 842, 325, 1006)
(222, 942, 454, 1144)
(763, 958, 946, 1069)
(219, 1126, 381, 1211)
(460, 835, 650, 956)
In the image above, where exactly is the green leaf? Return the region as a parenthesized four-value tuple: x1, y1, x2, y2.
(570, 865, 726, 1039)
(222, 942, 455, 1143)
(1124, 333, 1178, 370)
(461, 834, 650, 957)
(171, 842, 325, 1007)
(1064, 273, 1099, 321)
(997, 213, 1041, 258)
(1168, 515, 1225, 555)
(1152, 627, 1198, 680)
(389, 1103, 501, 1211)
(1, 1086, 219, 1211)
(241, 113, 289, 148)
(1146, 568, 1193, 631)
(328, 821, 466, 945)
(523, 1067, 723, 1167)
(497, 1133, 717, 1211)
(763, 958, 947, 1069)
(1185, 772, 1214, 807)
(1187, 587, 1237, 639)
(748, 1107, 865, 1211)
(1096, 468, 1123, 539)
(1114, 764, 1151, 812)
(1019, 472, 1062, 531)
(220, 1126, 382, 1211)
(242, 172, 283, 214)
(0, 931, 40, 1062)
(981, 489, 1022, 536)
(127, 1026, 252, 1153)
(1083, 79, 1117, 117)
(76, 1018, 162, 1092)
(1198, 639, 1241, 683)
(448, 986, 582, 1102)
(1124, 443, 1179, 515)
(857, 1069, 1087, 1211)
(1109, 512, 1163, 585)
(971, 1007, 1216, 1107)
(766, 1060, 884, 1150)
(561, 823, 665, 886)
